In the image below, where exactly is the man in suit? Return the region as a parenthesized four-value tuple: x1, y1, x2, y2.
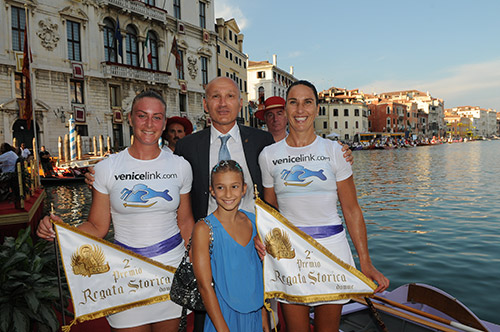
(175, 77, 274, 222)
(175, 76, 274, 331)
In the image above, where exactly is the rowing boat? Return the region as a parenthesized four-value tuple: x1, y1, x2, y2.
(340, 283, 499, 332)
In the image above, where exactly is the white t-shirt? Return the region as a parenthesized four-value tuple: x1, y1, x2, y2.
(21, 148, 30, 159)
(259, 136, 352, 227)
(93, 148, 192, 248)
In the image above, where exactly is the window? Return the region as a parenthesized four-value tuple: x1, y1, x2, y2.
(274, 87, 276, 96)
(67, 21, 81, 61)
(323, 121, 327, 129)
(387, 118, 391, 127)
(345, 121, 348, 129)
(104, 18, 117, 62)
(15, 73, 26, 99)
(126, 25, 139, 66)
(243, 62, 246, 69)
(177, 50, 184, 79)
(354, 109, 359, 116)
(355, 121, 359, 129)
(179, 93, 186, 113)
(147, 31, 158, 70)
(257, 71, 265, 79)
(217, 68, 221, 76)
(258, 86, 265, 104)
(110, 85, 121, 107)
(201, 56, 208, 85)
(199, 2, 206, 29)
(217, 45, 220, 53)
(334, 121, 338, 129)
(333, 109, 338, 116)
(387, 106, 390, 114)
(344, 109, 349, 116)
(173, 0, 181, 19)
(229, 53, 232, 61)
(76, 125, 88, 136)
(244, 81, 247, 92)
(235, 35, 238, 44)
(229, 30, 232, 41)
(70, 80, 84, 104)
(225, 50, 228, 58)
(11, 6, 25, 51)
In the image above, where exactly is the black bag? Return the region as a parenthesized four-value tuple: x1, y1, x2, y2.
(170, 238, 205, 311)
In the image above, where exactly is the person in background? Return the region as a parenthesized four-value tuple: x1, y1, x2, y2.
(0, 143, 19, 173)
(37, 90, 195, 331)
(39, 146, 54, 177)
(162, 116, 193, 152)
(258, 80, 389, 332)
(20, 143, 31, 159)
(255, 96, 288, 142)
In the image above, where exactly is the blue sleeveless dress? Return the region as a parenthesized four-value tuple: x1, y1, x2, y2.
(203, 210, 264, 332)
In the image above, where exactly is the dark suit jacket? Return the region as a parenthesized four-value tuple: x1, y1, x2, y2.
(175, 124, 274, 221)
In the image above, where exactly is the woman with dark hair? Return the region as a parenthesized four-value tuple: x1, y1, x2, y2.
(37, 90, 195, 331)
(258, 80, 389, 331)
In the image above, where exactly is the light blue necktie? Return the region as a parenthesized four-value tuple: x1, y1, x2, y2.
(218, 134, 231, 161)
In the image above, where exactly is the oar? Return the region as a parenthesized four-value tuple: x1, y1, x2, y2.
(364, 297, 390, 332)
(352, 297, 458, 332)
(372, 295, 486, 332)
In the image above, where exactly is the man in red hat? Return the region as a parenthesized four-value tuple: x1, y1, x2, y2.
(255, 96, 288, 141)
(163, 116, 193, 152)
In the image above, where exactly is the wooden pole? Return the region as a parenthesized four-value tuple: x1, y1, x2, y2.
(77, 135, 82, 160)
(63, 134, 69, 163)
(92, 136, 97, 156)
(16, 162, 24, 209)
(58, 136, 63, 165)
(107, 136, 112, 154)
(99, 135, 104, 156)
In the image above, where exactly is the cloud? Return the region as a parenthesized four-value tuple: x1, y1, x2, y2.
(360, 58, 500, 110)
(288, 51, 303, 58)
(214, 0, 249, 30)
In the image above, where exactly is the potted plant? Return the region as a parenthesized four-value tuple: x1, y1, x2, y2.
(0, 227, 69, 332)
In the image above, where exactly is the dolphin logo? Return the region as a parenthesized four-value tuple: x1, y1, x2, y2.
(120, 184, 173, 207)
(280, 165, 326, 186)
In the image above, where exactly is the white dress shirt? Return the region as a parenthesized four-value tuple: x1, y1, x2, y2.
(207, 124, 255, 215)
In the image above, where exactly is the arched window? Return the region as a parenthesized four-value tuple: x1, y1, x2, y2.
(126, 25, 139, 67)
(103, 18, 117, 62)
(146, 31, 158, 70)
(258, 86, 265, 104)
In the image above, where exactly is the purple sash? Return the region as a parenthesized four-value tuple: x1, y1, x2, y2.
(115, 232, 182, 258)
(298, 224, 344, 239)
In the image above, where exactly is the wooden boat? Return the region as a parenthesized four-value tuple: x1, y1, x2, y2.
(340, 283, 499, 332)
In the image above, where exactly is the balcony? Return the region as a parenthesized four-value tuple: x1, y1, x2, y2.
(102, 0, 167, 23)
(102, 62, 170, 85)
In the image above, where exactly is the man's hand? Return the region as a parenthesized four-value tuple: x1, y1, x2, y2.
(339, 141, 354, 165)
(85, 166, 95, 189)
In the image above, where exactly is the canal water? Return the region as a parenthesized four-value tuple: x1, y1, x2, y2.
(43, 140, 500, 324)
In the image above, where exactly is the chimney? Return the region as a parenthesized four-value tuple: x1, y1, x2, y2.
(273, 54, 277, 66)
(290, 66, 294, 75)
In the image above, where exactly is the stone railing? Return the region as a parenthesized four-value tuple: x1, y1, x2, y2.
(101, 0, 167, 23)
(102, 62, 170, 85)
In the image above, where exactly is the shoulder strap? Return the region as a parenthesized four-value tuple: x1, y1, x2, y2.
(202, 218, 214, 255)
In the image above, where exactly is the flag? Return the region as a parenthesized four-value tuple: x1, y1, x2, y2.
(52, 219, 176, 331)
(21, 25, 33, 130)
(255, 197, 376, 305)
(170, 37, 182, 72)
(115, 18, 123, 58)
(145, 33, 152, 68)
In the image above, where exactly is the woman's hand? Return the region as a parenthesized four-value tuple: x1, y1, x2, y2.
(36, 214, 61, 241)
(360, 262, 390, 294)
(339, 141, 354, 165)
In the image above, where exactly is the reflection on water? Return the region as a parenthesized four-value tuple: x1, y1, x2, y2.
(351, 140, 500, 324)
(43, 183, 91, 227)
(43, 141, 500, 324)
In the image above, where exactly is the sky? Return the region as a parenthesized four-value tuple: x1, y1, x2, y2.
(214, 0, 500, 112)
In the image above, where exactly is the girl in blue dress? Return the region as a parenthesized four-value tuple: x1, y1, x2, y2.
(192, 160, 269, 332)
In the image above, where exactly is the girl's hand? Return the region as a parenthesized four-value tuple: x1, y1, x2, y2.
(254, 235, 266, 260)
(36, 214, 61, 241)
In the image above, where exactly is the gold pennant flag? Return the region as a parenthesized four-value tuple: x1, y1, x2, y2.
(255, 197, 376, 305)
(52, 220, 176, 330)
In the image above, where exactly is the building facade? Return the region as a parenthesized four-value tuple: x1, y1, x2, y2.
(247, 55, 296, 127)
(215, 18, 249, 125)
(452, 106, 498, 138)
(1, 0, 217, 154)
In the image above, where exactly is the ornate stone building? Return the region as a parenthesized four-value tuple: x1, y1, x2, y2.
(0, 0, 216, 154)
